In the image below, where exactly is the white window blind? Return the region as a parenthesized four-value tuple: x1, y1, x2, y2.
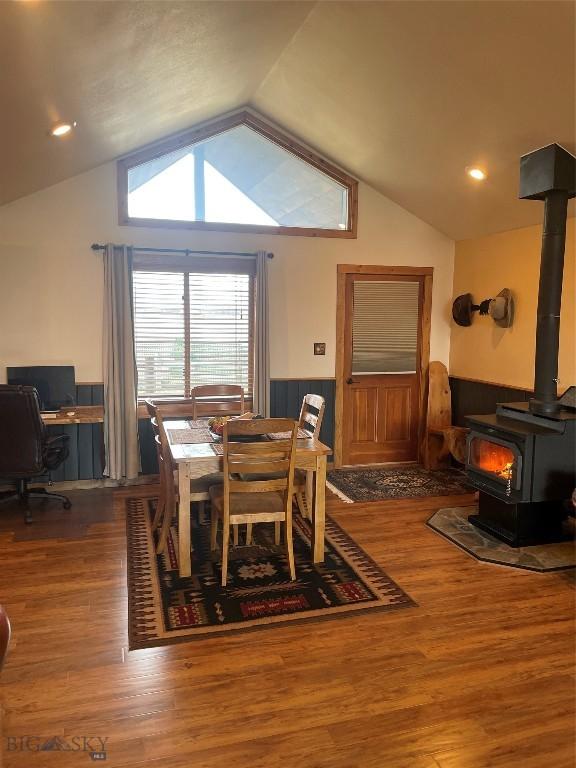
(133, 263, 253, 398)
(133, 271, 185, 397)
(352, 280, 420, 374)
(188, 273, 251, 390)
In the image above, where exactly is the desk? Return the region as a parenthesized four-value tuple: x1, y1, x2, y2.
(40, 406, 105, 481)
(41, 406, 104, 425)
(167, 419, 331, 577)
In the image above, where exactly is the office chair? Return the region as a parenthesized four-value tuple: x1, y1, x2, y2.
(0, 385, 71, 523)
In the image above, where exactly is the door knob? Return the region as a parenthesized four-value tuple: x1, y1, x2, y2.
(346, 377, 354, 385)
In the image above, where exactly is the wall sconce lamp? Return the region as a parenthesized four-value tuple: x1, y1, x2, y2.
(452, 289, 514, 327)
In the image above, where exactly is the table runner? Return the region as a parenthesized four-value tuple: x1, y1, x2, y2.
(168, 427, 213, 445)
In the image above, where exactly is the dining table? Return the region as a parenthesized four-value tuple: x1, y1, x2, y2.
(166, 419, 332, 577)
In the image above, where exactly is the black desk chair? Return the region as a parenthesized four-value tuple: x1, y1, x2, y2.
(0, 385, 71, 523)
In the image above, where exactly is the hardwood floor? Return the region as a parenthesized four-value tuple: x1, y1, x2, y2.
(0, 486, 574, 767)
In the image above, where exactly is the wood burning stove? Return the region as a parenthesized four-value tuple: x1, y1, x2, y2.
(465, 143, 576, 547)
(466, 403, 575, 546)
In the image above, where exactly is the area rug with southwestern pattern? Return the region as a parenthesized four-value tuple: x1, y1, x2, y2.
(126, 496, 414, 648)
(326, 466, 472, 504)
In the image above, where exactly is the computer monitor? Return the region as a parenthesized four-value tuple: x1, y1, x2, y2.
(7, 366, 76, 411)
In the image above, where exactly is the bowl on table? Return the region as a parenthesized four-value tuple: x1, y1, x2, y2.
(208, 413, 257, 442)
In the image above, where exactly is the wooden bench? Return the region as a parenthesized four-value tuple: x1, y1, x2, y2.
(423, 362, 469, 469)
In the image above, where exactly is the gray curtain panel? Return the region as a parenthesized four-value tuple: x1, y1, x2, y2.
(103, 244, 140, 480)
(254, 250, 270, 417)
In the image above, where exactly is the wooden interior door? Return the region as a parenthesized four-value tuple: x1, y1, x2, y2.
(340, 271, 425, 466)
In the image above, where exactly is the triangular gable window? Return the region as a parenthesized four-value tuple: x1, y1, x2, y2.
(118, 112, 357, 237)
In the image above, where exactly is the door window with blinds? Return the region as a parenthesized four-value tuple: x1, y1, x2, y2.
(352, 280, 420, 374)
(132, 254, 254, 398)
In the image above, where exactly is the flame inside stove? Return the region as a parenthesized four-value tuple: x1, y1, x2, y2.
(470, 438, 515, 479)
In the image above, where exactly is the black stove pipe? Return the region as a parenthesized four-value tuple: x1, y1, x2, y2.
(519, 143, 575, 417)
(532, 190, 568, 414)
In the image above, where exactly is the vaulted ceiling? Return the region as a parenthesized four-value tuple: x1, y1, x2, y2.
(1, 0, 574, 239)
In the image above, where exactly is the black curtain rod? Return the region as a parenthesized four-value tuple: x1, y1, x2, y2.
(90, 243, 273, 258)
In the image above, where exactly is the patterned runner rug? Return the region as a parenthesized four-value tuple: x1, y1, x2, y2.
(326, 466, 472, 503)
(126, 496, 414, 648)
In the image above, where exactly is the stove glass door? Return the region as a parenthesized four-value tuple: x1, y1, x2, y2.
(468, 436, 520, 489)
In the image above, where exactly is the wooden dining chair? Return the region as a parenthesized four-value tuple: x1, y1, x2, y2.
(209, 418, 298, 587)
(243, 393, 326, 545)
(190, 384, 245, 419)
(144, 399, 223, 555)
(294, 394, 326, 519)
(150, 419, 166, 529)
(145, 401, 170, 531)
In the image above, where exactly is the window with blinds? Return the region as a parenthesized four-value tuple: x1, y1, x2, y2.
(352, 280, 420, 374)
(133, 255, 254, 398)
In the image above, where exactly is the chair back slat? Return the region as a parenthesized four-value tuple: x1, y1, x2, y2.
(145, 398, 197, 420)
(191, 385, 245, 419)
(302, 393, 324, 411)
(145, 403, 169, 482)
(298, 394, 326, 439)
(155, 434, 170, 481)
(226, 440, 292, 456)
(223, 418, 297, 503)
(145, 390, 245, 422)
(301, 411, 318, 431)
(229, 459, 290, 476)
(152, 413, 177, 517)
(229, 477, 289, 494)
(150, 406, 176, 473)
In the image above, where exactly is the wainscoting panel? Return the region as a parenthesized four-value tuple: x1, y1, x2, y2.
(270, 379, 336, 449)
(45, 384, 105, 482)
(39, 378, 533, 482)
(449, 377, 532, 426)
(45, 383, 155, 481)
(41, 380, 337, 482)
(35, 378, 536, 482)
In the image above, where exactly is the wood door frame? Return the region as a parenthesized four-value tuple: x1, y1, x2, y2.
(334, 264, 433, 468)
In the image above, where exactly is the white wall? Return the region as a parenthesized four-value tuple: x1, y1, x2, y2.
(0, 162, 454, 382)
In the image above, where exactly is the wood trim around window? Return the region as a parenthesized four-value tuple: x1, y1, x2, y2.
(334, 264, 433, 467)
(117, 110, 358, 238)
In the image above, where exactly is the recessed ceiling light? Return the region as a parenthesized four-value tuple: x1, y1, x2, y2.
(50, 121, 77, 137)
(466, 167, 487, 181)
